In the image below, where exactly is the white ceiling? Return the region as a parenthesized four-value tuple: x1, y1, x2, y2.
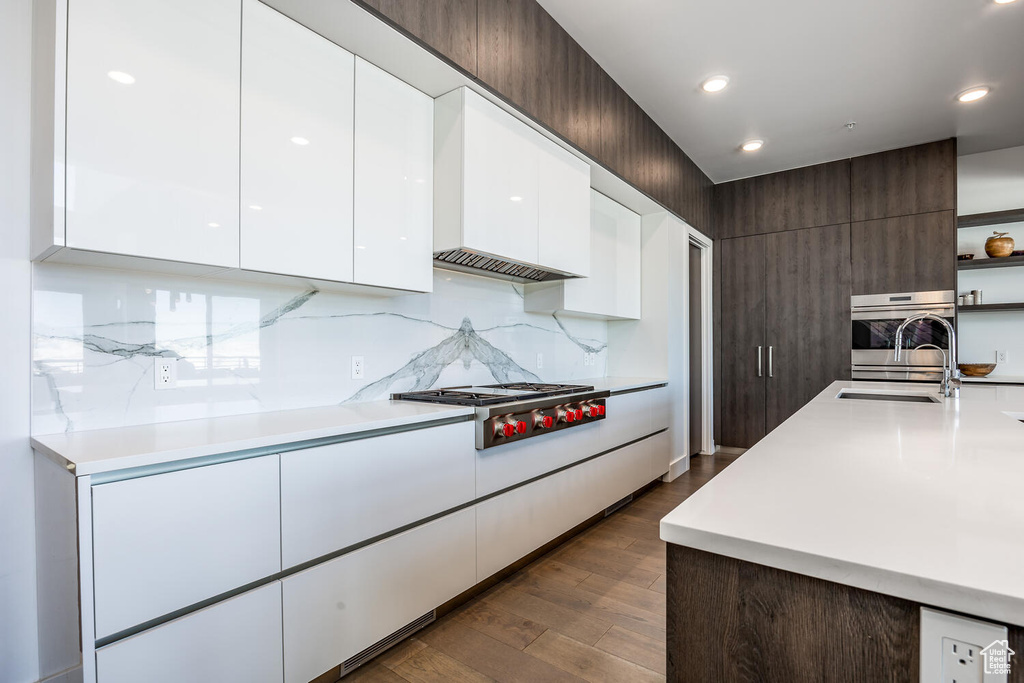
(536, 0, 1024, 183)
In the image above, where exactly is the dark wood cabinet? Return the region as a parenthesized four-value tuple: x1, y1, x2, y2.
(720, 235, 767, 448)
(719, 224, 852, 448)
(850, 210, 956, 295)
(851, 138, 956, 222)
(714, 178, 757, 239)
(765, 225, 852, 431)
(355, 0, 479, 76)
(756, 160, 850, 233)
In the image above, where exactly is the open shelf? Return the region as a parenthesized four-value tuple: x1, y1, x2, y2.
(957, 208, 1024, 229)
(957, 254, 1024, 270)
(958, 302, 1024, 313)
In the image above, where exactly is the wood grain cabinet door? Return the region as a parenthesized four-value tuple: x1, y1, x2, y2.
(850, 211, 956, 295)
(719, 235, 767, 448)
(765, 224, 852, 432)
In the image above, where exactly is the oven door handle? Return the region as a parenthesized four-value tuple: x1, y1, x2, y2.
(757, 346, 763, 378)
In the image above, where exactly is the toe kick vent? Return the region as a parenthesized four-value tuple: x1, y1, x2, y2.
(605, 493, 633, 516)
(340, 610, 436, 677)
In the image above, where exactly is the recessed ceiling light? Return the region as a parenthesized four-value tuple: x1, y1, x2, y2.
(248, 205, 263, 211)
(994, 0, 1017, 5)
(957, 87, 990, 103)
(207, 222, 220, 228)
(510, 196, 523, 202)
(741, 139, 764, 152)
(290, 136, 310, 146)
(107, 71, 135, 85)
(701, 75, 729, 93)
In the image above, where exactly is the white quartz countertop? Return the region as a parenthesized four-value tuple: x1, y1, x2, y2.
(661, 381, 1024, 627)
(32, 400, 474, 476)
(962, 374, 1024, 385)
(576, 376, 667, 393)
(32, 376, 666, 477)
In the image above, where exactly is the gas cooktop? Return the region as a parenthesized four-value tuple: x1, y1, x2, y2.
(392, 383, 594, 407)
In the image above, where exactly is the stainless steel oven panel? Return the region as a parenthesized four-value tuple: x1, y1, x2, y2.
(852, 367, 944, 382)
(850, 290, 955, 312)
(852, 348, 947, 367)
(851, 305, 954, 320)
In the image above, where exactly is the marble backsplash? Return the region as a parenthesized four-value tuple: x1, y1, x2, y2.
(32, 264, 608, 434)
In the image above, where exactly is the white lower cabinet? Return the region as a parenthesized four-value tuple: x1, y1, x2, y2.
(282, 508, 477, 683)
(647, 430, 671, 480)
(280, 421, 475, 567)
(602, 389, 657, 447)
(96, 582, 283, 683)
(91, 455, 281, 639)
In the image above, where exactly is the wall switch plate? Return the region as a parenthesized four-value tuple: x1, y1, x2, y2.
(997, 350, 1008, 364)
(154, 358, 178, 390)
(921, 607, 1009, 683)
(351, 356, 364, 380)
(536, 353, 543, 369)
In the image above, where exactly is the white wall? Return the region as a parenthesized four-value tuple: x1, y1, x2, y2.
(0, 0, 41, 680)
(956, 147, 1024, 379)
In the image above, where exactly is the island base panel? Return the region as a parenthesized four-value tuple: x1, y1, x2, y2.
(667, 544, 1024, 683)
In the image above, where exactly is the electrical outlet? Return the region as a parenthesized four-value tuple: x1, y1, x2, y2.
(942, 637, 983, 683)
(351, 356, 364, 380)
(921, 608, 1008, 683)
(153, 358, 178, 390)
(997, 350, 1008, 364)
(536, 353, 543, 369)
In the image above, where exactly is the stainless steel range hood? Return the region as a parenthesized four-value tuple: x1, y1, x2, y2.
(433, 248, 581, 283)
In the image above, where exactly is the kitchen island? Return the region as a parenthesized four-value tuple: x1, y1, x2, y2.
(661, 381, 1024, 682)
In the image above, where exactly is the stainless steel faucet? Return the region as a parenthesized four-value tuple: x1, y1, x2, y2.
(893, 313, 961, 398)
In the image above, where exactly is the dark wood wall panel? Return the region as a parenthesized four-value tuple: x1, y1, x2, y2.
(850, 210, 956, 295)
(765, 224, 852, 432)
(355, 0, 715, 234)
(356, 0, 479, 76)
(756, 160, 851, 232)
(851, 138, 956, 222)
(714, 177, 757, 239)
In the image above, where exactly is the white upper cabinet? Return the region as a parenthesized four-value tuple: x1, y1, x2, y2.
(240, 0, 354, 282)
(525, 190, 642, 320)
(353, 58, 434, 292)
(538, 142, 591, 277)
(434, 87, 590, 275)
(64, 0, 241, 268)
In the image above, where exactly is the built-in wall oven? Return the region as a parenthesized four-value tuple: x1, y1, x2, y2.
(851, 290, 955, 381)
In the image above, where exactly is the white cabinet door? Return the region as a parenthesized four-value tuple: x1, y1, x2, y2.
(96, 583, 283, 683)
(525, 190, 641, 319)
(353, 58, 433, 292)
(476, 458, 595, 581)
(282, 509, 476, 683)
(462, 90, 539, 265)
(538, 141, 591, 277)
(280, 421, 475, 567)
(240, 0, 354, 282)
(602, 389, 655, 448)
(589, 437, 656, 510)
(91, 455, 281, 638)
(647, 429, 671, 480)
(65, 0, 241, 267)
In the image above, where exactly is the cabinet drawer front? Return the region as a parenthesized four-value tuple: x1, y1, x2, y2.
(476, 462, 595, 581)
(282, 509, 476, 683)
(602, 390, 655, 446)
(588, 437, 657, 511)
(96, 583, 283, 683)
(648, 387, 670, 432)
(65, 0, 240, 267)
(281, 421, 475, 567)
(92, 455, 281, 638)
(647, 430, 671, 480)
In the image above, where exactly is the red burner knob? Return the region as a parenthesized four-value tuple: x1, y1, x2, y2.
(516, 421, 527, 434)
(502, 423, 515, 437)
(541, 415, 554, 428)
(564, 410, 576, 423)
(574, 408, 584, 420)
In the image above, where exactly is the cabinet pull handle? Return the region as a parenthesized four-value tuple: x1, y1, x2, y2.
(757, 346, 763, 377)
(768, 346, 774, 378)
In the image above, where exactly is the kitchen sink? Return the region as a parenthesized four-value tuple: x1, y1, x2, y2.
(836, 390, 940, 404)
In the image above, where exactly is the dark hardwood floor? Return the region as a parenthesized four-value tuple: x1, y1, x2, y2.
(342, 452, 740, 683)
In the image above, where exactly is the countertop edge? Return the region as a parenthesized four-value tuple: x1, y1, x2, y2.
(659, 522, 1024, 629)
